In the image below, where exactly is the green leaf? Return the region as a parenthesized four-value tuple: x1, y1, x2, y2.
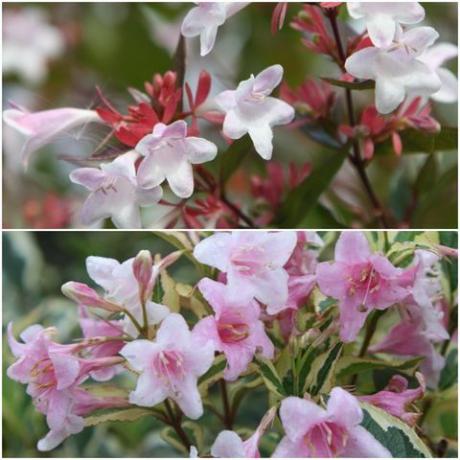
(305, 342, 343, 396)
(218, 136, 252, 185)
(276, 149, 347, 227)
(376, 126, 458, 155)
(198, 354, 227, 394)
(439, 349, 458, 391)
(360, 402, 432, 457)
(321, 77, 375, 90)
(336, 356, 422, 380)
(84, 408, 153, 427)
(255, 355, 287, 398)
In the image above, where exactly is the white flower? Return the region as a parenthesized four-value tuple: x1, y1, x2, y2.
(135, 120, 218, 199)
(215, 64, 295, 160)
(181, 2, 248, 56)
(69, 151, 162, 229)
(347, 2, 425, 48)
(345, 27, 442, 114)
(3, 8, 65, 84)
(419, 43, 458, 103)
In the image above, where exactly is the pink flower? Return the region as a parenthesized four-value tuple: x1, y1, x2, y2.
(316, 232, 413, 343)
(211, 407, 276, 457)
(135, 120, 218, 198)
(70, 151, 162, 229)
(120, 313, 214, 419)
(369, 307, 445, 388)
(2, 106, 103, 166)
(7, 323, 125, 451)
(215, 65, 295, 160)
(359, 374, 425, 426)
(78, 306, 125, 382)
(273, 388, 390, 457)
(193, 231, 297, 313)
(193, 278, 274, 381)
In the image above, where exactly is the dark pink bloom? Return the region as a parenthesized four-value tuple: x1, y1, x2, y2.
(316, 232, 414, 342)
(194, 278, 274, 380)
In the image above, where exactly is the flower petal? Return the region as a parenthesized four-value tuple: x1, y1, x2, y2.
(193, 232, 233, 272)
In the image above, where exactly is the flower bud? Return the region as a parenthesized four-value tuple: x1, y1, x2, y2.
(133, 250, 153, 291)
(61, 282, 122, 312)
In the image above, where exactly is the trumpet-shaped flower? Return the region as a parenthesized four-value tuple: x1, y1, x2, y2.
(78, 306, 125, 381)
(135, 120, 218, 198)
(347, 2, 425, 48)
(345, 27, 442, 113)
(7, 323, 126, 451)
(370, 307, 445, 388)
(194, 278, 274, 381)
(418, 43, 458, 103)
(193, 231, 297, 312)
(70, 151, 162, 229)
(120, 313, 214, 419)
(316, 232, 413, 343)
(215, 65, 295, 160)
(83, 254, 170, 337)
(2, 106, 103, 166)
(359, 374, 425, 426)
(273, 388, 391, 457)
(181, 2, 248, 56)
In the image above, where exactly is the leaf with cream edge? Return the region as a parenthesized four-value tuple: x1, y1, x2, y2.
(84, 408, 153, 427)
(255, 355, 287, 399)
(198, 354, 227, 396)
(360, 402, 432, 457)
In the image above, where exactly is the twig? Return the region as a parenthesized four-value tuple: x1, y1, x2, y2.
(220, 379, 233, 429)
(326, 10, 390, 228)
(164, 400, 192, 451)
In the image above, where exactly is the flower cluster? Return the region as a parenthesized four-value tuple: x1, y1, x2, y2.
(2, 2, 457, 229)
(7, 231, 456, 455)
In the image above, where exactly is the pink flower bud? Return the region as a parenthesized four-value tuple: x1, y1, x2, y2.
(61, 282, 122, 312)
(132, 250, 153, 291)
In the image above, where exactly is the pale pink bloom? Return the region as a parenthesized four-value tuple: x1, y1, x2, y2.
(181, 2, 248, 56)
(370, 307, 445, 388)
(358, 374, 425, 426)
(273, 388, 390, 457)
(70, 151, 162, 229)
(418, 43, 458, 103)
(2, 106, 103, 166)
(274, 232, 324, 316)
(7, 323, 126, 451)
(83, 254, 170, 338)
(135, 120, 217, 198)
(120, 313, 214, 419)
(215, 65, 295, 160)
(345, 27, 441, 113)
(347, 2, 425, 48)
(79, 306, 125, 382)
(211, 407, 276, 457)
(316, 232, 413, 343)
(194, 278, 274, 381)
(193, 231, 297, 313)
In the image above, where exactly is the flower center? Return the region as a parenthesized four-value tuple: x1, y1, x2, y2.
(231, 245, 267, 276)
(347, 262, 380, 299)
(153, 350, 185, 380)
(217, 322, 250, 343)
(304, 421, 348, 457)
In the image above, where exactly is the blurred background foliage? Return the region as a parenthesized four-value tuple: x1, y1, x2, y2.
(2, 231, 458, 457)
(2, 2, 458, 229)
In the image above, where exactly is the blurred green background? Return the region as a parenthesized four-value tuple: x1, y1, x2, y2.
(2, 2, 458, 229)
